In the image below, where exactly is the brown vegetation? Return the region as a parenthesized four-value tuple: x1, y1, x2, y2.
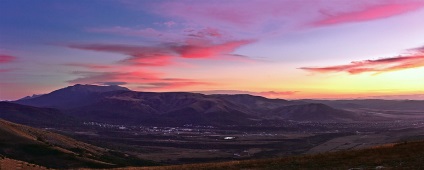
(119, 140, 424, 170)
(0, 157, 48, 170)
(0, 119, 156, 169)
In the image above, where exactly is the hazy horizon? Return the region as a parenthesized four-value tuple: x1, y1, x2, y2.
(1, 83, 423, 101)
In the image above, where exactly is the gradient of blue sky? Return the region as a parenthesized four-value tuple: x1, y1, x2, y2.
(1, 0, 424, 100)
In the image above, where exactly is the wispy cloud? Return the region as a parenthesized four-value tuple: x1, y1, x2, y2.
(314, 2, 424, 26)
(171, 39, 254, 59)
(63, 63, 114, 69)
(68, 71, 212, 90)
(67, 1, 424, 93)
(146, 0, 301, 29)
(98, 81, 127, 86)
(88, 26, 228, 42)
(141, 0, 424, 33)
(66, 32, 252, 90)
(0, 69, 15, 73)
(300, 46, 424, 74)
(68, 71, 163, 85)
(257, 91, 299, 98)
(0, 54, 16, 63)
(139, 81, 212, 90)
(68, 39, 254, 65)
(87, 26, 178, 40)
(185, 27, 223, 38)
(68, 43, 175, 66)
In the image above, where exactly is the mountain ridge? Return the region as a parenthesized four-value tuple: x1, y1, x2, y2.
(13, 84, 385, 125)
(0, 102, 76, 127)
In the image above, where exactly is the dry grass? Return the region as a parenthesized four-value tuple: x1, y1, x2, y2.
(0, 119, 156, 169)
(114, 140, 424, 170)
(0, 157, 48, 170)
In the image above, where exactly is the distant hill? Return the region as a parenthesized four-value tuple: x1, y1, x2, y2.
(18, 94, 44, 101)
(269, 103, 359, 122)
(0, 119, 156, 169)
(212, 94, 302, 111)
(0, 102, 75, 127)
(301, 99, 424, 111)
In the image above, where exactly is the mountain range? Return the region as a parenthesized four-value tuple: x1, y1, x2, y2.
(2, 84, 422, 126)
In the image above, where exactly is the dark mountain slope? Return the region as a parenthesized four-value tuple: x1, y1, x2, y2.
(69, 91, 258, 125)
(270, 103, 360, 122)
(0, 102, 75, 127)
(301, 99, 424, 111)
(212, 94, 302, 111)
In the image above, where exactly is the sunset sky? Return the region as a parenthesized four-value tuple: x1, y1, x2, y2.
(1, 0, 424, 100)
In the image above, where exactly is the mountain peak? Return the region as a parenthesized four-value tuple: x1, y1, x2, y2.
(18, 94, 44, 101)
(15, 84, 131, 109)
(65, 84, 130, 93)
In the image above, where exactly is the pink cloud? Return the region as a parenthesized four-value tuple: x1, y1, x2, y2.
(315, 2, 424, 26)
(140, 81, 212, 90)
(0, 54, 16, 63)
(66, 39, 251, 90)
(142, 1, 424, 31)
(257, 91, 299, 98)
(69, 39, 254, 63)
(122, 55, 173, 66)
(300, 47, 424, 74)
(68, 71, 162, 84)
(410, 45, 424, 52)
(63, 63, 114, 69)
(68, 43, 176, 66)
(172, 39, 254, 58)
(68, 71, 212, 90)
(0, 69, 15, 73)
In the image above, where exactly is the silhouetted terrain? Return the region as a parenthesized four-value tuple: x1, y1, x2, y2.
(302, 99, 424, 111)
(13, 84, 398, 126)
(269, 103, 359, 122)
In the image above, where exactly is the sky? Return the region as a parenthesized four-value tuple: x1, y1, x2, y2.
(1, 0, 424, 100)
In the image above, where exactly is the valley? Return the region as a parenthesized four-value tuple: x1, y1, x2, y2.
(54, 119, 424, 165)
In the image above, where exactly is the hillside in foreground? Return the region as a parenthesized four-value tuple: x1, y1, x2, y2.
(126, 140, 424, 170)
(0, 119, 156, 169)
(2, 139, 424, 170)
(0, 156, 48, 170)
